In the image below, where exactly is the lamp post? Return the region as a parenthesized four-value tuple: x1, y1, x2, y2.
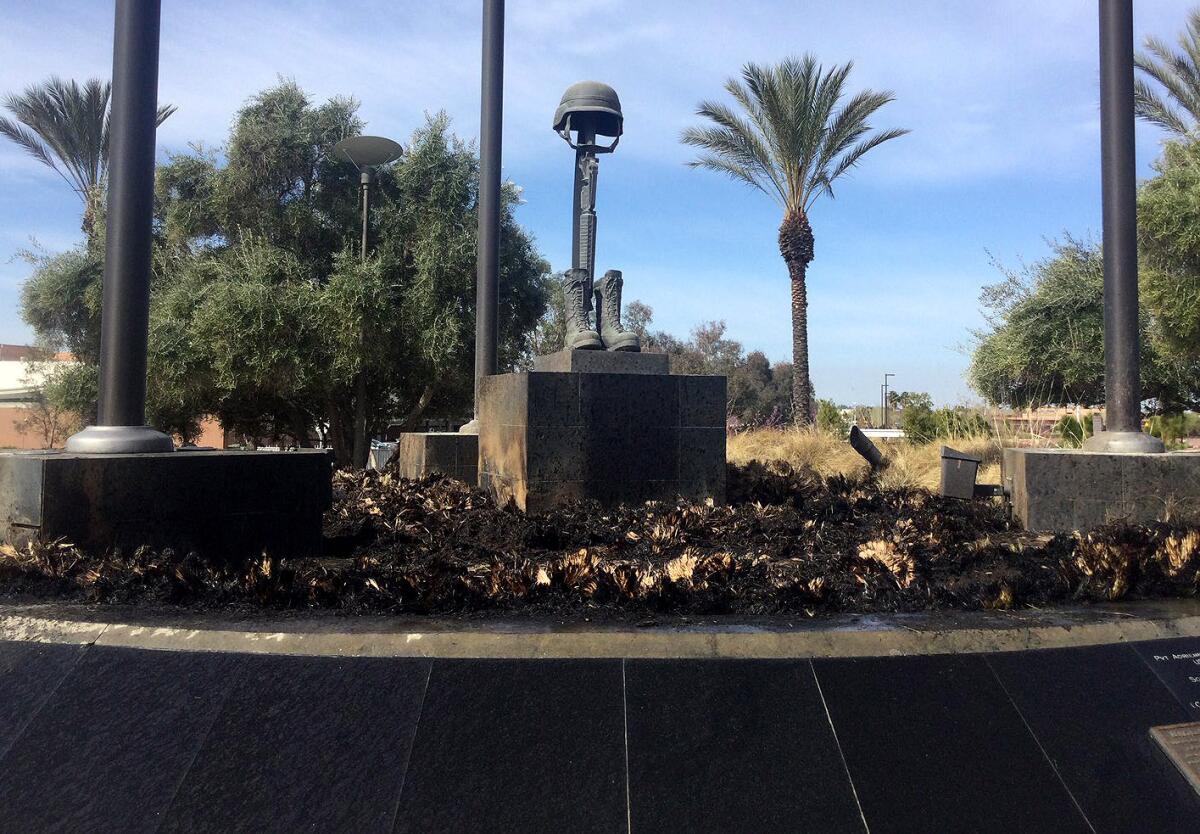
(66, 0, 174, 453)
(463, 0, 504, 433)
(883, 373, 895, 429)
(1084, 0, 1163, 452)
(332, 135, 403, 468)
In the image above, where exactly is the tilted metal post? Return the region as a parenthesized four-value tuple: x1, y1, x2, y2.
(1084, 0, 1164, 452)
(470, 0, 504, 426)
(66, 0, 173, 453)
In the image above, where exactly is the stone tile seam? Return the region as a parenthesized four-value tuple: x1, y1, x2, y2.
(148, 662, 244, 834)
(808, 659, 871, 834)
(0, 631, 97, 767)
(386, 660, 434, 834)
(621, 658, 633, 834)
(982, 655, 1098, 834)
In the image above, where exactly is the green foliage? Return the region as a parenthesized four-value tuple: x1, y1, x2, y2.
(19, 248, 103, 363)
(40, 362, 99, 427)
(899, 394, 990, 444)
(1134, 8, 1200, 136)
(20, 83, 549, 464)
(1148, 412, 1200, 447)
(1139, 140, 1200, 362)
(815, 399, 849, 438)
(899, 399, 936, 443)
(1053, 414, 1096, 449)
(968, 237, 1198, 411)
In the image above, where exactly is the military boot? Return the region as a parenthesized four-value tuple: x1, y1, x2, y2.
(562, 269, 602, 350)
(595, 270, 640, 352)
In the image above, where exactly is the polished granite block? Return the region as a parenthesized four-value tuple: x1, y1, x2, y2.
(393, 659, 627, 834)
(625, 659, 866, 833)
(157, 655, 431, 834)
(0, 449, 332, 557)
(478, 371, 726, 512)
(1131, 636, 1200, 719)
(988, 644, 1200, 833)
(813, 654, 1093, 834)
(0, 646, 242, 834)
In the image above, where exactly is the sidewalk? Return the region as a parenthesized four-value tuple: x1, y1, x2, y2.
(1, 603, 1199, 832)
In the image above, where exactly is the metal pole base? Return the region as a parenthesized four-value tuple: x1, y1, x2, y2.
(1082, 430, 1166, 453)
(65, 425, 175, 453)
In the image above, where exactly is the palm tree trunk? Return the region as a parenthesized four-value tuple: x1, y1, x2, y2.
(788, 262, 812, 424)
(779, 209, 815, 425)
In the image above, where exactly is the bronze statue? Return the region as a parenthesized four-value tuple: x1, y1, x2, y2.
(553, 81, 640, 352)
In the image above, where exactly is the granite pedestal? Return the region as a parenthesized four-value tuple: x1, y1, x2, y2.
(393, 432, 478, 484)
(0, 449, 332, 557)
(532, 348, 669, 375)
(478, 356, 726, 513)
(1003, 448, 1200, 532)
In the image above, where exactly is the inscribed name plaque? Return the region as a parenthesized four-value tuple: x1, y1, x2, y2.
(1151, 723, 1200, 795)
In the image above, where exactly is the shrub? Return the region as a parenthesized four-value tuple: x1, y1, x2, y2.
(816, 399, 849, 438)
(1053, 414, 1095, 448)
(902, 403, 992, 444)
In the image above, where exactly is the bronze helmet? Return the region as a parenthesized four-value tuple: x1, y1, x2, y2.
(553, 81, 623, 140)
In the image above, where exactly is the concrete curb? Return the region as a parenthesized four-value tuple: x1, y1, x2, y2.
(4, 603, 1200, 659)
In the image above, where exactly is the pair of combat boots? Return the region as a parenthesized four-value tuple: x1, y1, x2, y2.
(562, 268, 640, 352)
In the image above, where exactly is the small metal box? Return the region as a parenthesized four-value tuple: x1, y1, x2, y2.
(940, 446, 981, 500)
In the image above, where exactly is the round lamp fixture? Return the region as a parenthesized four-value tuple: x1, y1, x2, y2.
(333, 135, 403, 168)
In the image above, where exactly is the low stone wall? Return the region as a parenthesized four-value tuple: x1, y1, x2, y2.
(1003, 448, 1200, 532)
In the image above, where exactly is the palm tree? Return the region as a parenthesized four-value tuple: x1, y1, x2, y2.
(1135, 8, 1200, 137)
(682, 56, 906, 424)
(0, 76, 176, 244)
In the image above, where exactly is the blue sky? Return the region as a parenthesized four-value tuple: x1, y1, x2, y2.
(0, 0, 1183, 405)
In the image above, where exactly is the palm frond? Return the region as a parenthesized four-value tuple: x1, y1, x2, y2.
(686, 153, 772, 197)
(0, 116, 59, 172)
(683, 54, 905, 219)
(1134, 78, 1192, 135)
(686, 99, 788, 202)
(1133, 18, 1200, 136)
(810, 127, 909, 208)
(2, 75, 177, 204)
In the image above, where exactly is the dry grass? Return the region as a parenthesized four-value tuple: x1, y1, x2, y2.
(726, 427, 1007, 492)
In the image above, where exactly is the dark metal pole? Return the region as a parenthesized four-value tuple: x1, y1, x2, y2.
(100, 0, 160, 426)
(352, 170, 370, 468)
(472, 0, 504, 422)
(360, 171, 370, 263)
(1099, 0, 1139, 432)
(66, 0, 172, 452)
(1086, 0, 1162, 451)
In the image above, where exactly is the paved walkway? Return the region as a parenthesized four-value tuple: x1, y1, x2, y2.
(1, 605, 1200, 832)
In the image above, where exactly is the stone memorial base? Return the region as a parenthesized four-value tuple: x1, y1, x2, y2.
(393, 432, 478, 484)
(532, 347, 669, 375)
(0, 449, 331, 557)
(1003, 448, 1200, 532)
(478, 359, 725, 513)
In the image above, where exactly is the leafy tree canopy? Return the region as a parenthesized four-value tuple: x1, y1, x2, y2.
(21, 81, 550, 462)
(968, 237, 1199, 412)
(1139, 139, 1200, 361)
